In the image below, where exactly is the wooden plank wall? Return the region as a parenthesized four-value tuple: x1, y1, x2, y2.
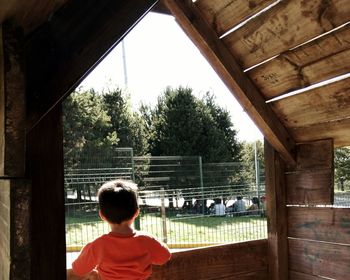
(150, 240, 268, 280)
(286, 139, 350, 280)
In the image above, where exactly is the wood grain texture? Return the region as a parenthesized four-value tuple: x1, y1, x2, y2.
(288, 207, 350, 244)
(223, 0, 350, 69)
(26, 0, 157, 132)
(2, 23, 26, 177)
(289, 238, 350, 280)
(0, 25, 4, 175)
(9, 179, 31, 280)
(164, 0, 296, 165)
(290, 118, 350, 148)
(285, 139, 333, 205)
(264, 140, 289, 280)
(0, 0, 67, 35)
(271, 77, 350, 129)
(293, 140, 333, 171)
(289, 270, 334, 280)
(248, 24, 350, 99)
(286, 170, 333, 205)
(195, 0, 275, 36)
(151, 240, 268, 280)
(26, 105, 66, 280)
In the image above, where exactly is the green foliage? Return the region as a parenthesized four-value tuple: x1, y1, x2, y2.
(240, 141, 264, 188)
(102, 89, 149, 155)
(335, 147, 350, 191)
(63, 88, 148, 171)
(63, 90, 117, 169)
(144, 87, 241, 163)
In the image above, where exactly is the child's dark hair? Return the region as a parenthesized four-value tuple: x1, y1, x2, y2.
(98, 180, 139, 224)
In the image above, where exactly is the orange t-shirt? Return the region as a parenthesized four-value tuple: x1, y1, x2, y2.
(72, 231, 171, 280)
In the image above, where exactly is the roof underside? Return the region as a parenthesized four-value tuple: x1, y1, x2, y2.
(164, 0, 350, 152)
(1, 0, 349, 166)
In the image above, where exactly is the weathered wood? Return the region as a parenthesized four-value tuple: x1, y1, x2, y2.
(150, 240, 268, 280)
(248, 24, 350, 99)
(0, 0, 68, 35)
(289, 270, 333, 280)
(286, 170, 333, 205)
(195, 0, 275, 36)
(289, 238, 350, 280)
(1, 23, 26, 177)
(26, 0, 157, 131)
(271, 77, 350, 129)
(291, 118, 350, 148)
(164, 0, 296, 166)
(26, 105, 65, 280)
(0, 179, 31, 280)
(223, 0, 350, 69)
(293, 140, 334, 171)
(286, 139, 333, 205)
(264, 139, 289, 280)
(288, 207, 350, 244)
(0, 25, 4, 175)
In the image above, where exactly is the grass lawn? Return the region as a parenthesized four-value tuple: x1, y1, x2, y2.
(66, 213, 267, 248)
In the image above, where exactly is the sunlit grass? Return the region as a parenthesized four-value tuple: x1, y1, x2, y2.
(66, 213, 267, 247)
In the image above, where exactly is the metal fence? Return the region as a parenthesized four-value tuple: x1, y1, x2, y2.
(65, 185, 268, 250)
(65, 152, 350, 251)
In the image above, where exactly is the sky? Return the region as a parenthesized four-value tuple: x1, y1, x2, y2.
(80, 12, 263, 143)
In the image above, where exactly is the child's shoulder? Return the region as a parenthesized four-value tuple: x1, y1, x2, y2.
(134, 231, 160, 242)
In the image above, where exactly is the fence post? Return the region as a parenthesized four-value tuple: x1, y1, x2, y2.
(160, 188, 167, 243)
(130, 148, 141, 230)
(131, 148, 135, 181)
(254, 142, 260, 199)
(199, 156, 204, 215)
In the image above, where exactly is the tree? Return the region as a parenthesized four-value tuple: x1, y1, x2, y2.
(240, 140, 264, 189)
(334, 147, 350, 191)
(140, 87, 243, 196)
(102, 89, 148, 156)
(144, 87, 241, 162)
(63, 89, 118, 170)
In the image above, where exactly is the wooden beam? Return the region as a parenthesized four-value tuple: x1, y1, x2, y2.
(1, 23, 26, 176)
(163, 0, 296, 166)
(25, 0, 158, 131)
(264, 139, 289, 280)
(26, 104, 66, 280)
(0, 25, 3, 174)
(151, 240, 268, 279)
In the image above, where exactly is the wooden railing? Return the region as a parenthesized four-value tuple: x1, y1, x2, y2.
(150, 239, 268, 280)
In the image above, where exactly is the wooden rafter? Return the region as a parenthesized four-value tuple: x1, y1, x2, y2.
(163, 0, 296, 166)
(25, 0, 158, 131)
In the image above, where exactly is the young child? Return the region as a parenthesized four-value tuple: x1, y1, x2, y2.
(67, 179, 171, 280)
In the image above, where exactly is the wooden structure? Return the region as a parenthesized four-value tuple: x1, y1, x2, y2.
(0, 0, 349, 279)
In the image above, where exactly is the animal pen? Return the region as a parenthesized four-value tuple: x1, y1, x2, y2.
(64, 152, 268, 250)
(1, 0, 350, 280)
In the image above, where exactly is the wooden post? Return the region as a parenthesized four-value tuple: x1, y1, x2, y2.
(0, 23, 30, 280)
(160, 188, 167, 243)
(264, 138, 288, 280)
(26, 105, 66, 280)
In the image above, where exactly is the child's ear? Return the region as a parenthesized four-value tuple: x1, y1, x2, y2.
(134, 208, 140, 219)
(99, 210, 106, 221)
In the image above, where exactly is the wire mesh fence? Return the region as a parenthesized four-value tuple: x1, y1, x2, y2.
(65, 186, 268, 249)
(65, 151, 350, 251)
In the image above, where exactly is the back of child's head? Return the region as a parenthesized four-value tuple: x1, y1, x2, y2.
(98, 179, 139, 224)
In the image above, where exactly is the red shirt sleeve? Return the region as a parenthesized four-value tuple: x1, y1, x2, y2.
(146, 236, 171, 265)
(72, 242, 97, 276)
